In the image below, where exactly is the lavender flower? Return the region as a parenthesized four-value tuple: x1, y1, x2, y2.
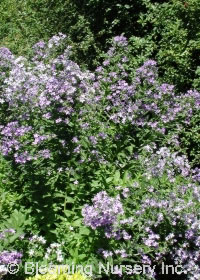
(0, 251, 22, 264)
(82, 191, 124, 230)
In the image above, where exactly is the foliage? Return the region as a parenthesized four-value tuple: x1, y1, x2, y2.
(0, 0, 49, 55)
(139, 0, 200, 92)
(0, 155, 21, 222)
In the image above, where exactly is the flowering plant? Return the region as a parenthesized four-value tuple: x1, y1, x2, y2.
(0, 34, 199, 280)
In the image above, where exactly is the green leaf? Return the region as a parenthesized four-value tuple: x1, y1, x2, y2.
(106, 177, 113, 183)
(114, 170, 120, 183)
(79, 227, 90, 235)
(66, 196, 75, 203)
(64, 210, 73, 217)
(72, 218, 82, 227)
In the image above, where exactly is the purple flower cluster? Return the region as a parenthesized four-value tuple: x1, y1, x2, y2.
(0, 47, 14, 71)
(98, 248, 128, 259)
(140, 146, 192, 181)
(0, 121, 32, 156)
(134, 179, 200, 278)
(0, 251, 22, 264)
(0, 34, 199, 168)
(82, 191, 124, 230)
(135, 59, 158, 85)
(142, 230, 160, 248)
(32, 33, 68, 61)
(94, 39, 200, 139)
(0, 34, 96, 164)
(97, 249, 113, 259)
(113, 35, 128, 47)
